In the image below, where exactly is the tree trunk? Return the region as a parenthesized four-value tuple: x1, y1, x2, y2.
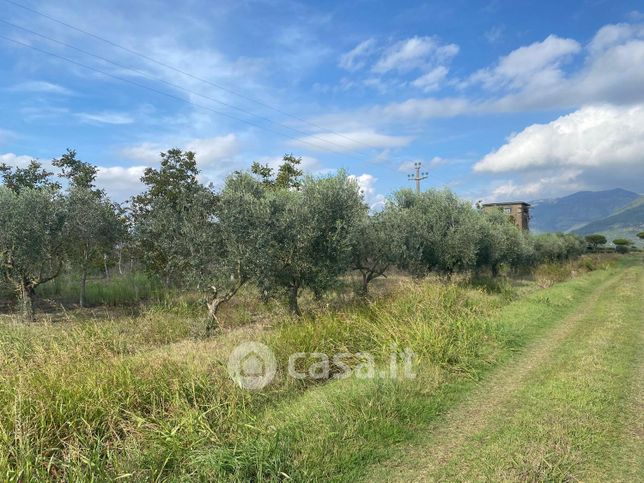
(288, 284, 301, 316)
(491, 264, 499, 277)
(117, 249, 123, 275)
(361, 272, 370, 296)
(206, 298, 222, 336)
(204, 278, 245, 336)
(103, 254, 110, 279)
(18, 282, 35, 322)
(80, 269, 87, 308)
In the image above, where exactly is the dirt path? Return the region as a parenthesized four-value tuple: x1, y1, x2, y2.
(365, 267, 636, 482)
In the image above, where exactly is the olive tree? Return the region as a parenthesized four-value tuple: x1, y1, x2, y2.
(65, 189, 123, 306)
(533, 233, 585, 262)
(0, 188, 66, 320)
(54, 150, 124, 306)
(131, 149, 208, 285)
(200, 173, 271, 332)
(475, 209, 524, 276)
(350, 207, 403, 295)
(0, 162, 67, 320)
(261, 172, 366, 315)
(393, 189, 480, 277)
(131, 149, 273, 332)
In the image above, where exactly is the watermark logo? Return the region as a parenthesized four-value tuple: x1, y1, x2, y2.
(227, 341, 277, 390)
(227, 342, 416, 390)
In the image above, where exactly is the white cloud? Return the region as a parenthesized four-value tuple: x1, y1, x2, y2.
(588, 23, 644, 55)
(186, 134, 239, 166)
(373, 36, 459, 74)
(349, 173, 385, 210)
(119, 143, 161, 164)
(293, 130, 412, 152)
(0, 152, 34, 167)
(95, 165, 147, 201)
(489, 170, 583, 201)
(470, 34, 581, 90)
(121, 134, 239, 167)
(339, 38, 377, 71)
(474, 104, 644, 173)
(340, 23, 644, 124)
(9, 81, 74, 95)
(76, 112, 135, 125)
(376, 97, 474, 120)
(411, 66, 448, 92)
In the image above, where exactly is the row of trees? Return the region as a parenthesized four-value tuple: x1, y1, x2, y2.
(585, 234, 642, 253)
(1, 149, 587, 327)
(0, 151, 123, 318)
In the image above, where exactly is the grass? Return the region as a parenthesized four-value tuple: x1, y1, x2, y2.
(0, 255, 634, 480)
(36, 272, 166, 307)
(429, 264, 643, 481)
(366, 257, 643, 482)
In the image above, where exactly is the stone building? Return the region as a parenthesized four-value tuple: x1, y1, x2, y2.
(481, 202, 531, 231)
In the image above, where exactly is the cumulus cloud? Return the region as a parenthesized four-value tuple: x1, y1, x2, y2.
(469, 34, 581, 90)
(349, 173, 385, 210)
(95, 165, 148, 201)
(0, 152, 34, 167)
(187, 134, 239, 166)
(588, 23, 644, 55)
(121, 134, 239, 167)
(355, 23, 644, 124)
(373, 36, 459, 74)
(293, 130, 412, 152)
(489, 170, 583, 201)
(474, 104, 644, 173)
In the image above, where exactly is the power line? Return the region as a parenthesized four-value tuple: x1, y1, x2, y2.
(1, 0, 382, 152)
(0, 18, 363, 156)
(0, 34, 370, 160)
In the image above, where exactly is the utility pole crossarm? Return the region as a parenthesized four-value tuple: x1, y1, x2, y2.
(407, 161, 428, 194)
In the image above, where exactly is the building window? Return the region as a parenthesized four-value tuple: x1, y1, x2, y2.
(503, 207, 512, 214)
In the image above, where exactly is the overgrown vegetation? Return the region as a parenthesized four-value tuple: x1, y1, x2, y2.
(0, 253, 622, 480)
(2, 148, 592, 327)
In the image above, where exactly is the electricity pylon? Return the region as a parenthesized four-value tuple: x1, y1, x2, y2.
(407, 162, 428, 194)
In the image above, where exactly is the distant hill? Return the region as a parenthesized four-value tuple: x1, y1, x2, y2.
(572, 197, 644, 243)
(530, 188, 641, 233)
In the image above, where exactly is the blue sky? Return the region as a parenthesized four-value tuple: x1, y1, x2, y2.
(1, 0, 643, 206)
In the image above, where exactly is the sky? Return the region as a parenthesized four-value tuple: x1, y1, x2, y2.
(1, 0, 643, 208)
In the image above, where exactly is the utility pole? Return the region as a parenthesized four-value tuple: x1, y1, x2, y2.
(407, 161, 428, 194)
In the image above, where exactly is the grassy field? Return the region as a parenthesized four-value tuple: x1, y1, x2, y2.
(367, 257, 643, 481)
(0, 255, 639, 480)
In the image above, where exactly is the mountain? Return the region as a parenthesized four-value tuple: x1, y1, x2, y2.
(529, 188, 641, 233)
(572, 197, 644, 243)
